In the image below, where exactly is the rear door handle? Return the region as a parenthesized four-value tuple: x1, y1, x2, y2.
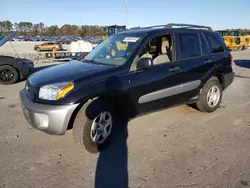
(169, 66, 180, 72)
(204, 60, 213, 64)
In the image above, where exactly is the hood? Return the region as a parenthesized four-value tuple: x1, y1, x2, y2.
(0, 33, 16, 47)
(28, 60, 115, 87)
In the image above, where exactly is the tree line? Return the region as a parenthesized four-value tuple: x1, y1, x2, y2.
(0, 20, 107, 36)
(1, 20, 250, 36)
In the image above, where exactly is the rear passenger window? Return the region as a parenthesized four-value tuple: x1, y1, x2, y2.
(178, 33, 201, 59)
(204, 33, 225, 53)
(200, 34, 209, 55)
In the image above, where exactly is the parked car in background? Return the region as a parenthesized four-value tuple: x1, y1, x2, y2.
(34, 42, 63, 52)
(59, 39, 72, 44)
(11, 35, 103, 44)
(0, 33, 34, 85)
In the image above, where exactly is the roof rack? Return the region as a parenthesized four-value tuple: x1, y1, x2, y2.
(165, 23, 212, 31)
(129, 25, 166, 30)
(129, 23, 212, 31)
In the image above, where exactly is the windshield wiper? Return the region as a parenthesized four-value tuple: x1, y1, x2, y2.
(83, 59, 101, 65)
(83, 59, 116, 66)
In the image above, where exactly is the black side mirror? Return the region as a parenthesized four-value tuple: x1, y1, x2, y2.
(137, 57, 153, 69)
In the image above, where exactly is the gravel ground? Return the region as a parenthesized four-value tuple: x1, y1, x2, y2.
(0, 50, 250, 188)
(0, 41, 98, 55)
(0, 41, 71, 55)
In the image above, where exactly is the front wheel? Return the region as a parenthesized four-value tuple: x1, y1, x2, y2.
(236, 45, 243, 51)
(35, 47, 41, 52)
(196, 77, 222, 112)
(0, 65, 19, 85)
(72, 99, 115, 153)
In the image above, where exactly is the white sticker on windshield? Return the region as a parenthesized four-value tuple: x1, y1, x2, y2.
(123, 37, 139, 42)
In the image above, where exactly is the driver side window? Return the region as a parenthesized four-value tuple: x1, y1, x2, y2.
(138, 34, 174, 66)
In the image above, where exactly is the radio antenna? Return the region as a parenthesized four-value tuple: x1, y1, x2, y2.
(125, 0, 128, 27)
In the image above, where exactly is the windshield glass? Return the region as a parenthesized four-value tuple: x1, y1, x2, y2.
(84, 34, 142, 66)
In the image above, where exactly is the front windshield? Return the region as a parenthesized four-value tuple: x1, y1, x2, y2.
(84, 34, 142, 66)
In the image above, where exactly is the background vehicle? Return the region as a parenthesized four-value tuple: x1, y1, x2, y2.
(0, 33, 34, 85)
(217, 30, 241, 51)
(101, 24, 127, 40)
(232, 29, 250, 50)
(34, 42, 63, 52)
(216, 29, 250, 51)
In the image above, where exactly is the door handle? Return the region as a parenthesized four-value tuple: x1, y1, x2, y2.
(169, 66, 180, 72)
(204, 59, 213, 64)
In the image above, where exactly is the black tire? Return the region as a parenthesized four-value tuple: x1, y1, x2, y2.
(35, 47, 41, 52)
(196, 77, 222, 113)
(72, 99, 116, 153)
(0, 65, 19, 85)
(236, 45, 243, 51)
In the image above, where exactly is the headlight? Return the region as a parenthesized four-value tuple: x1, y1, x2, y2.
(39, 81, 74, 100)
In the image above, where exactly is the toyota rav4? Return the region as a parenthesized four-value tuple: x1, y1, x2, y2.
(20, 23, 235, 153)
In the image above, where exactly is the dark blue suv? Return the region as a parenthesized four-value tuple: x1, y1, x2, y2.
(20, 23, 235, 153)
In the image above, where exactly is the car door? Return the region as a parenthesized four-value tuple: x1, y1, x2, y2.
(127, 32, 189, 115)
(40, 43, 48, 51)
(202, 31, 231, 71)
(171, 31, 216, 102)
(47, 43, 54, 51)
(0, 33, 16, 46)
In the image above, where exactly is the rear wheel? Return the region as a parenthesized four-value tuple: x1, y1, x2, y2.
(35, 47, 41, 52)
(237, 45, 243, 51)
(73, 99, 116, 153)
(0, 65, 19, 85)
(196, 77, 222, 112)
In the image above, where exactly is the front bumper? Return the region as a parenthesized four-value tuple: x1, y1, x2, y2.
(19, 89, 79, 135)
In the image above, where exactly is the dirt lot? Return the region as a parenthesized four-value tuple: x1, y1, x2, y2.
(0, 50, 250, 188)
(0, 41, 71, 55)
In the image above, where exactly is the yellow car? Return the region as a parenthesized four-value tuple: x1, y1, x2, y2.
(34, 42, 63, 52)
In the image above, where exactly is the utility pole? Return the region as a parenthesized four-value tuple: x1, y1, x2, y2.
(125, 0, 128, 28)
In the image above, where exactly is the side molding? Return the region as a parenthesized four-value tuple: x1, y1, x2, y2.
(138, 80, 201, 104)
(181, 80, 201, 93)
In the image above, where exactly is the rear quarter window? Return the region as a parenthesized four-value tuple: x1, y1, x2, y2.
(204, 32, 226, 53)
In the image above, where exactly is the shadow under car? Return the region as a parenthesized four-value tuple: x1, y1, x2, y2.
(234, 60, 250, 69)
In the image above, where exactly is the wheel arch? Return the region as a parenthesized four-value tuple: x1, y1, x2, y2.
(67, 90, 135, 131)
(201, 67, 226, 91)
(214, 74, 225, 90)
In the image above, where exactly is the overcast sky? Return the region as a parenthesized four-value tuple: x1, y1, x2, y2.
(1, 0, 250, 30)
